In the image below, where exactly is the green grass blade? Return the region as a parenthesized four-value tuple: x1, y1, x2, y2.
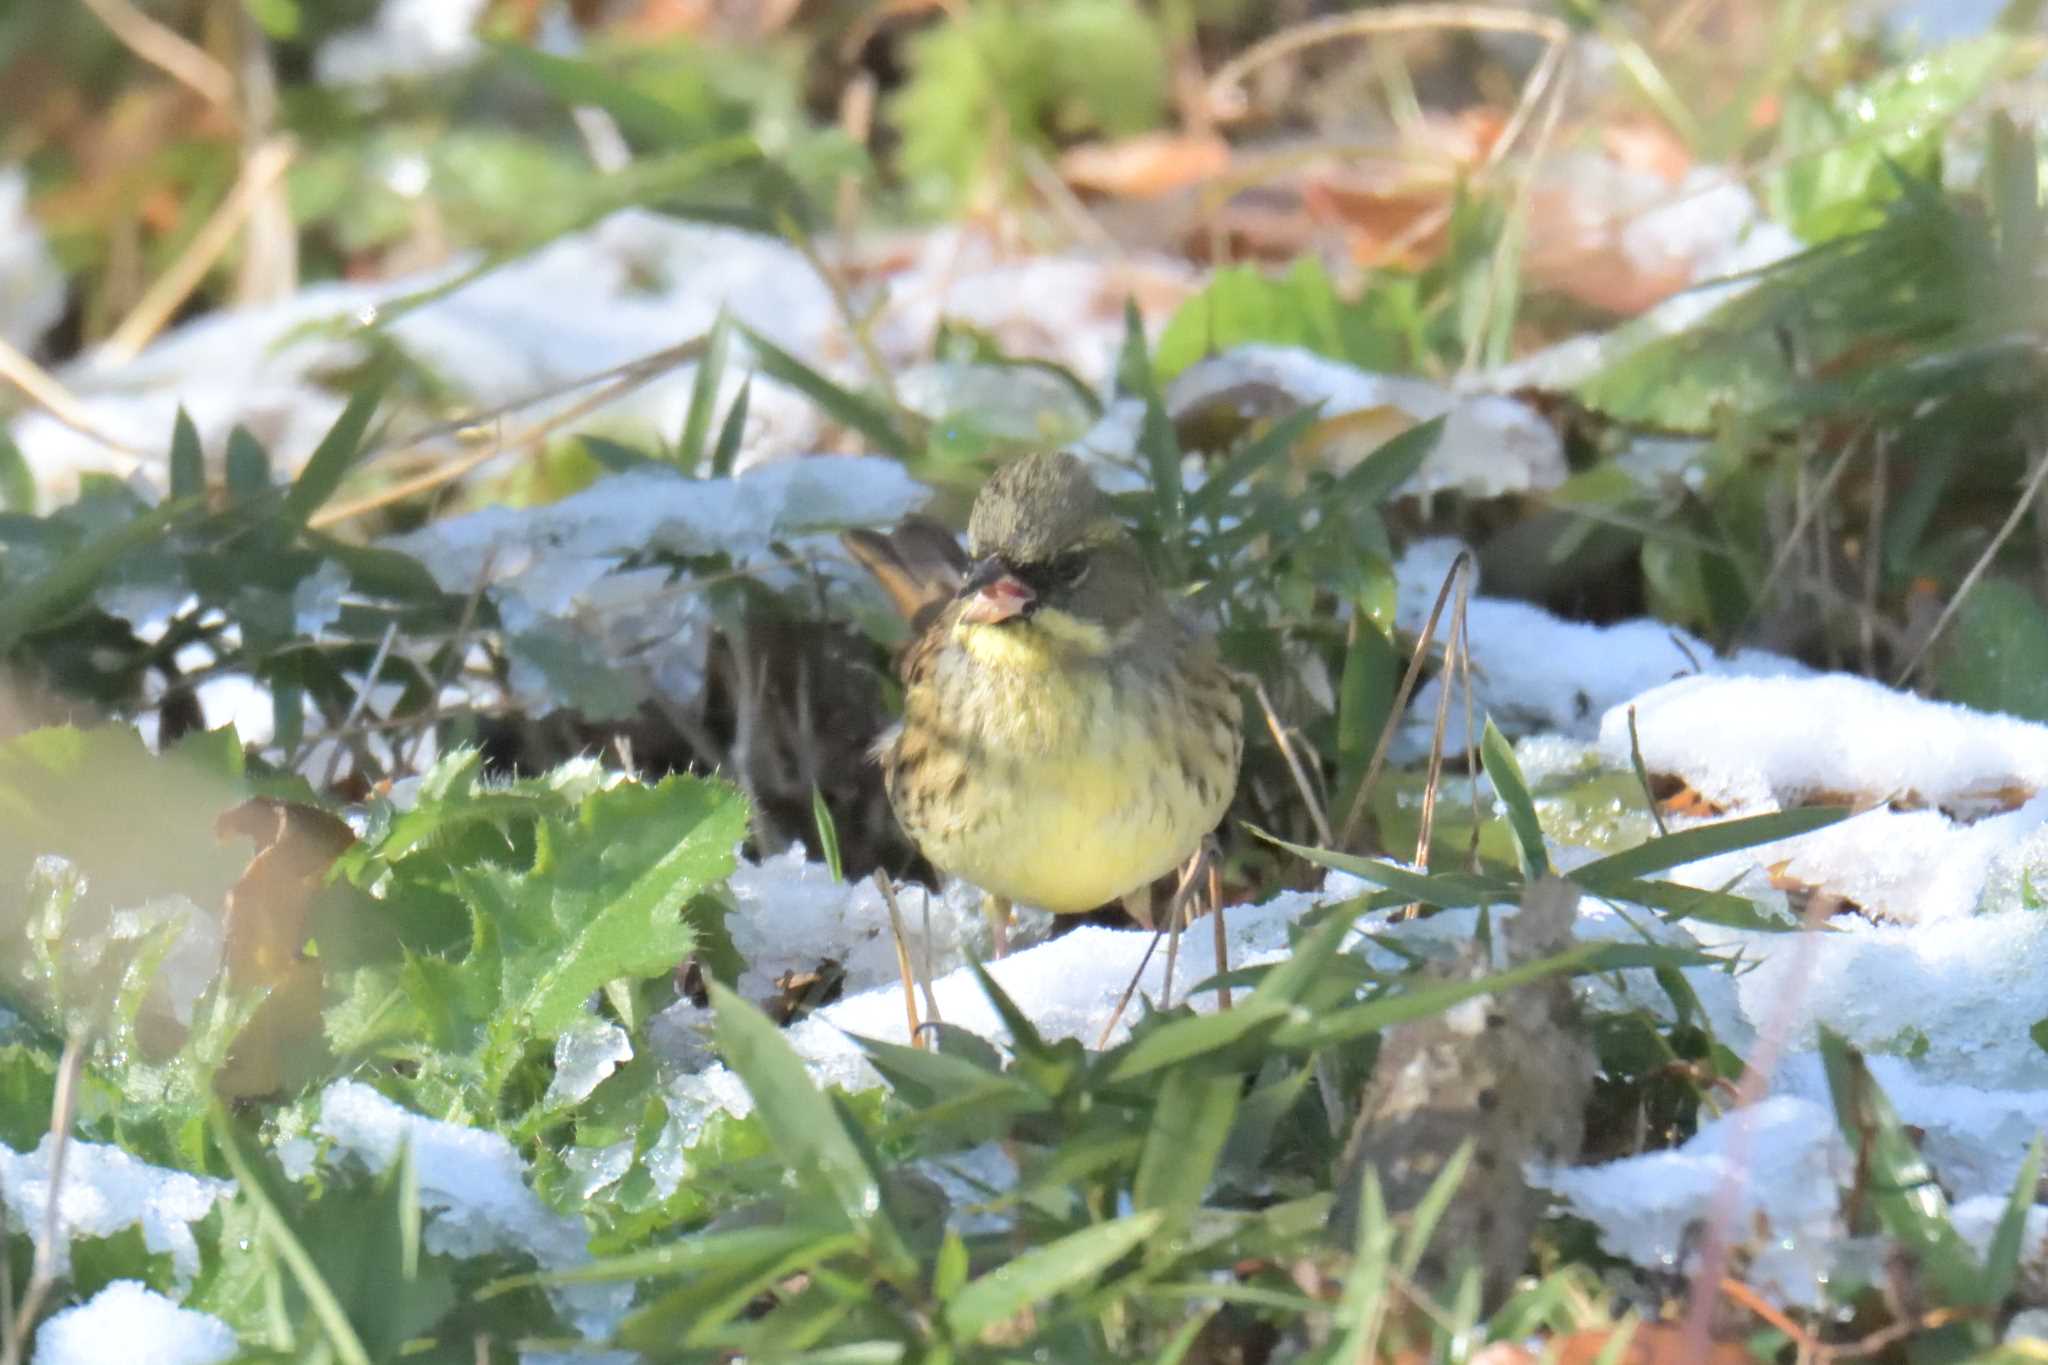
(708, 981, 914, 1276)
(680, 310, 731, 473)
(940, 1210, 1162, 1339)
(281, 382, 384, 526)
(735, 322, 907, 456)
(169, 407, 204, 500)
(1480, 717, 1549, 880)
(1572, 807, 1851, 885)
(208, 1106, 372, 1365)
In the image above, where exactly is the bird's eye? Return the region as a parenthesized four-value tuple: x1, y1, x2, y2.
(1052, 554, 1090, 589)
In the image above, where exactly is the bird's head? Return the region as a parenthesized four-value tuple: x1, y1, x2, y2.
(957, 452, 1154, 649)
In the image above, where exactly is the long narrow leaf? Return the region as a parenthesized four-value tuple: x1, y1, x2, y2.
(1573, 807, 1850, 885)
(282, 383, 384, 525)
(209, 1106, 372, 1365)
(709, 982, 914, 1275)
(1480, 717, 1549, 880)
(941, 1211, 1163, 1338)
(735, 323, 907, 456)
(1818, 1028, 1986, 1316)
(680, 311, 731, 472)
(1250, 826, 1516, 909)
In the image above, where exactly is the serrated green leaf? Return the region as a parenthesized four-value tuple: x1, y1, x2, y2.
(468, 776, 744, 1085)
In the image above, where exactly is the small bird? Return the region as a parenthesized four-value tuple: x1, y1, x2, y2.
(844, 452, 1243, 953)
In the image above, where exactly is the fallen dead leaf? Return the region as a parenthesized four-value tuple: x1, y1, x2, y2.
(212, 797, 357, 1098)
(1060, 132, 1232, 199)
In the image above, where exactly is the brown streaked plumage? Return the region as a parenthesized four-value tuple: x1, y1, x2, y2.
(846, 452, 1243, 949)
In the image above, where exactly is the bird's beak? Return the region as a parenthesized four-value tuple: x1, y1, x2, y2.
(958, 555, 1035, 624)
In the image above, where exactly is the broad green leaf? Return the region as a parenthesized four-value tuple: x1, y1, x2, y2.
(1768, 34, 2014, 241)
(0, 498, 199, 651)
(940, 1210, 1162, 1339)
(1934, 578, 2048, 723)
(467, 775, 745, 1083)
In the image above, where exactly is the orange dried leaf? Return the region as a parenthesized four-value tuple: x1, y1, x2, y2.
(1059, 132, 1231, 199)
(212, 798, 356, 1098)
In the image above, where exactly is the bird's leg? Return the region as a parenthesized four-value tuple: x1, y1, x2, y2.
(983, 893, 1012, 959)
(1120, 886, 1155, 932)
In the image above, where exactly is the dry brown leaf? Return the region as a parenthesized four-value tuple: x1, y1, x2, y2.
(1553, 1323, 1752, 1365)
(1603, 117, 1693, 185)
(212, 797, 357, 1098)
(1059, 132, 1231, 199)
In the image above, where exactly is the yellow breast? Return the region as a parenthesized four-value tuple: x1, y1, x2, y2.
(887, 613, 1240, 914)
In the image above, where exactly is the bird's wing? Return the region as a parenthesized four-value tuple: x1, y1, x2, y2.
(841, 515, 969, 636)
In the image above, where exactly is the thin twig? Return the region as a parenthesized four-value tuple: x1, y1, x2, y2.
(1860, 434, 1890, 677)
(101, 137, 297, 363)
(1402, 574, 1466, 907)
(1336, 551, 1470, 851)
(1679, 893, 1840, 1363)
(0, 336, 149, 469)
(1208, 857, 1229, 1012)
(1894, 434, 2048, 688)
(1247, 673, 1333, 847)
(3, 1033, 88, 1365)
(874, 871, 925, 1047)
(1097, 847, 1212, 1049)
(307, 336, 711, 529)
(1205, 5, 1570, 129)
(76, 0, 236, 110)
(312, 618, 399, 787)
